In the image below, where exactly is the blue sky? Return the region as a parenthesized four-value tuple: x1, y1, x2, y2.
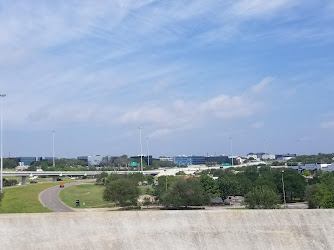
(0, 0, 334, 158)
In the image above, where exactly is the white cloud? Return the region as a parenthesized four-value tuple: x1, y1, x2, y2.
(115, 77, 271, 138)
(251, 121, 265, 129)
(320, 121, 334, 129)
(251, 77, 273, 93)
(231, 0, 296, 18)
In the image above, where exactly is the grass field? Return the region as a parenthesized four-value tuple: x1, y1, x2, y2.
(60, 184, 115, 208)
(0, 181, 73, 213)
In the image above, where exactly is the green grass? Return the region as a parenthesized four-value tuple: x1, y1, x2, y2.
(60, 184, 114, 208)
(0, 181, 73, 213)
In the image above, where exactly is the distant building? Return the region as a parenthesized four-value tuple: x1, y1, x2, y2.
(288, 163, 332, 173)
(159, 157, 174, 162)
(78, 155, 103, 166)
(13, 156, 52, 166)
(174, 156, 206, 166)
(248, 153, 266, 160)
(275, 154, 296, 161)
(321, 163, 334, 172)
(205, 155, 229, 165)
(246, 154, 258, 160)
(261, 154, 276, 160)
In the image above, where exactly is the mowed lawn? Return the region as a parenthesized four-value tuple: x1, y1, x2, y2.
(60, 184, 114, 208)
(0, 182, 72, 213)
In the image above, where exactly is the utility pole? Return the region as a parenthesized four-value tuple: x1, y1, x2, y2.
(138, 127, 143, 172)
(146, 137, 150, 166)
(229, 137, 234, 166)
(0, 94, 6, 193)
(282, 170, 287, 208)
(52, 131, 55, 167)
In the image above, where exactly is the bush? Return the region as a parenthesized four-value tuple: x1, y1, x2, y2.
(0, 191, 3, 206)
(3, 178, 18, 187)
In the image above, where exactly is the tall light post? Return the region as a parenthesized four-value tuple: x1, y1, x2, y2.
(52, 131, 55, 167)
(0, 94, 6, 193)
(138, 127, 143, 172)
(146, 137, 150, 166)
(282, 170, 287, 209)
(229, 137, 234, 166)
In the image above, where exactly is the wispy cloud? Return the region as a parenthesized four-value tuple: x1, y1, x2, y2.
(320, 121, 334, 129)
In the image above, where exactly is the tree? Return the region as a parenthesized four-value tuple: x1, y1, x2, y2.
(0, 192, 3, 206)
(244, 186, 280, 209)
(96, 171, 108, 185)
(275, 169, 306, 202)
(103, 179, 139, 207)
(105, 173, 122, 185)
(200, 174, 219, 197)
(127, 173, 146, 184)
(303, 170, 312, 176)
(161, 178, 209, 208)
(3, 158, 17, 169)
(218, 174, 242, 200)
(305, 184, 321, 209)
(153, 175, 177, 200)
(306, 172, 334, 208)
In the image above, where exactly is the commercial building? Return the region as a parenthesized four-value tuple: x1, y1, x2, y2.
(174, 156, 206, 166)
(275, 154, 296, 161)
(261, 154, 276, 160)
(205, 155, 229, 165)
(13, 156, 53, 166)
(78, 155, 104, 166)
(159, 157, 174, 162)
(288, 163, 333, 173)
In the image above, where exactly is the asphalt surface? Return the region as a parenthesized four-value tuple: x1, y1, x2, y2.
(39, 181, 89, 212)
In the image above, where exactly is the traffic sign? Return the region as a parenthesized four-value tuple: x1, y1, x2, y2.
(131, 162, 137, 167)
(221, 163, 230, 166)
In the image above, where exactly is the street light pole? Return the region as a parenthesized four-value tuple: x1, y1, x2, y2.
(146, 137, 150, 166)
(0, 94, 6, 193)
(52, 131, 55, 167)
(282, 170, 287, 208)
(139, 127, 143, 172)
(229, 137, 234, 166)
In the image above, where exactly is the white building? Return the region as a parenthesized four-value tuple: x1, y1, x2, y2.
(246, 154, 258, 160)
(261, 154, 276, 160)
(159, 157, 174, 162)
(78, 155, 104, 166)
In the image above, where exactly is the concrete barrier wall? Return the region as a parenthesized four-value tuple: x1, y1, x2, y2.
(1, 210, 333, 250)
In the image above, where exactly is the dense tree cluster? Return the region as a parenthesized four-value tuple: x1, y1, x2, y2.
(100, 155, 176, 170)
(200, 166, 307, 208)
(305, 172, 334, 208)
(103, 178, 139, 207)
(160, 178, 210, 208)
(288, 153, 334, 165)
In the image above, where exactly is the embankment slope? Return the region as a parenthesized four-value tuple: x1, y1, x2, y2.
(0, 210, 333, 250)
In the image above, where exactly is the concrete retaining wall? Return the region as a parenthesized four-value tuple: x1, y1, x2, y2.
(1, 210, 333, 250)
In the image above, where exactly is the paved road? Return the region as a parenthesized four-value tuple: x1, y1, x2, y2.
(39, 181, 90, 212)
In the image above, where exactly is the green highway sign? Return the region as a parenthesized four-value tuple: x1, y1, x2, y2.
(131, 162, 138, 167)
(221, 163, 230, 166)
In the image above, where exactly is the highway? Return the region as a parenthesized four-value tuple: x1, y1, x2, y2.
(39, 181, 88, 212)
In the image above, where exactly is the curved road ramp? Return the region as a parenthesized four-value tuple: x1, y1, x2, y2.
(0, 210, 334, 250)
